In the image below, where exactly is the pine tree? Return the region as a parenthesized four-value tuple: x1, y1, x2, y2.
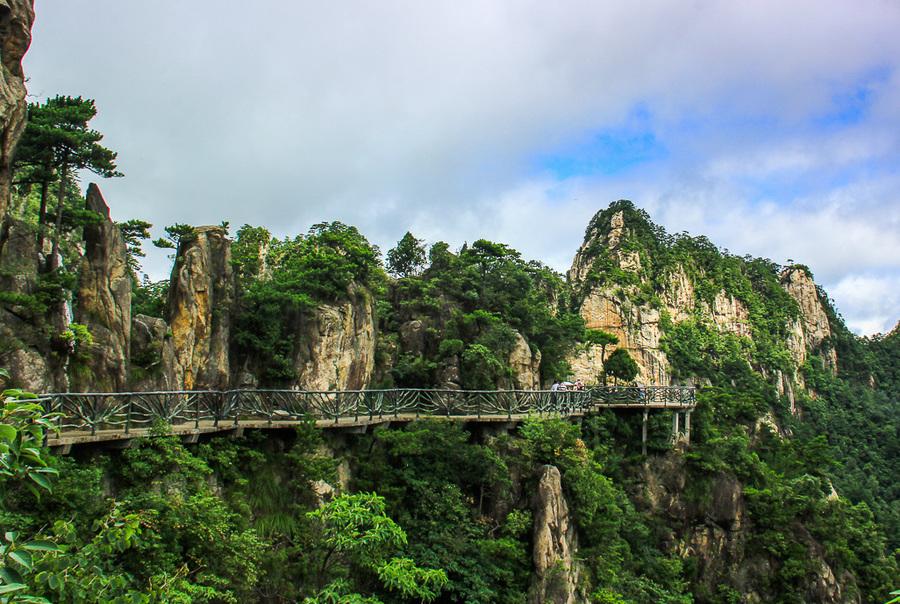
(13, 96, 121, 268)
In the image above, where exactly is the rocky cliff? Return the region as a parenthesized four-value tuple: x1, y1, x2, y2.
(509, 330, 542, 389)
(641, 455, 859, 603)
(0, 216, 56, 391)
(73, 184, 131, 391)
(0, 0, 33, 218)
(167, 226, 233, 390)
(529, 464, 581, 604)
(566, 203, 835, 394)
(292, 283, 376, 390)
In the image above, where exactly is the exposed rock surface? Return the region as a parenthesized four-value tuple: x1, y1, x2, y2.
(0, 0, 34, 218)
(0, 216, 59, 391)
(641, 455, 859, 603)
(129, 313, 177, 391)
(782, 266, 836, 372)
(292, 284, 376, 390)
(529, 465, 581, 604)
(508, 330, 542, 389)
(73, 184, 131, 391)
(567, 210, 827, 390)
(167, 226, 233, 390)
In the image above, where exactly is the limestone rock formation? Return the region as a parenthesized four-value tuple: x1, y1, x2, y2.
(73, 184, 131, 391)
(129, 313, 177, 391)
(292, 284, 376, 390)
(508, 330, 542, 389)
(167, 226, 233, 390)
(0, 0, 34, 218)
(782, 266, 836, 372)
(529, 465, 581, 604)
(0, 216, 60, 391)
(566, 208, 826, 391)
(642, 455, 859, 603)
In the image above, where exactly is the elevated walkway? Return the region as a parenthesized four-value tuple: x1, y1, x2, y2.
(38, 386, 696, 452)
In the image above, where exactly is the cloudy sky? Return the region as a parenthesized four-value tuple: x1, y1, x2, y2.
(25, 1, 900, 335)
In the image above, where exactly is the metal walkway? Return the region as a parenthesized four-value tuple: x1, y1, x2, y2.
(40, 386, 696, 449)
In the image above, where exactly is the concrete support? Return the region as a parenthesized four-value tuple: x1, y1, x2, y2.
(641, 408, 649, 456)
(672, 411, 680, 443)
(684, 411, 691, 444)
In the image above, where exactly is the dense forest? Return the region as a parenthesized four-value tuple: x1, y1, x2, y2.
(0, 36, 897, 604)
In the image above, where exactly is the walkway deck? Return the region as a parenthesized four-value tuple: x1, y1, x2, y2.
(38, 387, 696, 448)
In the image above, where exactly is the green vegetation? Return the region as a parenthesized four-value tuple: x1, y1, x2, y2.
(378, 235, 586, 388)
(231, 222, 384, 384)
(2, 177, 897, 602)
(12, 96, 121, 271)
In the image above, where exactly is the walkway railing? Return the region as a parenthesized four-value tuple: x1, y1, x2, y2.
(40, 387, 695, 437)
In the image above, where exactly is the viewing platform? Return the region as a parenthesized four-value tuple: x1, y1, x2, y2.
(37, 386, 697, 453)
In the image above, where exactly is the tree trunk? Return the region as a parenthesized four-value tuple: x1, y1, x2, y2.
(600, 345, 607, 386)
(36, 176, 50, 259)
(49, 153, 68, 271)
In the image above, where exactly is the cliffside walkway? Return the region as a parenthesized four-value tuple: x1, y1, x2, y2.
(38, 387, 696, 452)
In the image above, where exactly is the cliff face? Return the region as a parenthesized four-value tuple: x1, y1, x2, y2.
(0, 216, 56, 391)
(781, 266, 836, 372)
(529, 465, 581, 604)
(641, 456, 859, 604)
(566, 206, 832, 390)
(129, 313, 178, 391)
(73, 184, 131, 391)
(167, 226, 233, 390)
(0, 0, 33, 219)
(508, 331, 542, 390)
(292, 284, 376, 390)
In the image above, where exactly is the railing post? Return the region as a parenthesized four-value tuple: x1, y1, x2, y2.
(194, 394, 201, 429)
(125, 395, 132, 435)
(671, 411, 680, 444)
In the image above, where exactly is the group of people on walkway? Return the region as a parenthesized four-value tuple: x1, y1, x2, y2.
(550, 379, 585, 392)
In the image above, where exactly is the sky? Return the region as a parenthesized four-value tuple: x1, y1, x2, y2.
(24, 0, 900, 335)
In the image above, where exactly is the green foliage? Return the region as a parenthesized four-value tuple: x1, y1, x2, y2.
(604, 348, 639, 384)
(0, 387, 59, 498)
(386, 232, 426, 278)
(152, 223, 195, 251)
(12, 95, 120, 272)
(232, 222, 384, 385)
(131, 276, 168, 319)
(383, 237, 583, 388)
(117, 219, 152, 276)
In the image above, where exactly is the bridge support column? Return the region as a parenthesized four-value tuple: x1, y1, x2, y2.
(671, 411, 680, 444)
(684, 411, 691, 445)
(641, 409, 649, 456)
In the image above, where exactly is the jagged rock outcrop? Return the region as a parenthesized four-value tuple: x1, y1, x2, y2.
(529, 465, 581, 604)
(781, 266, 836, 373)
(0, 0, 34, 218)
(167, 226, 233, 390)
(292, 284, 376, 390)
(567, 207, 824, 392)
(129, 313, 177, 391)
(72, 184, 130, 391)
(508, 331, 542, 389)
(642, 455, 859, 603)
(0, 216, 62, 391)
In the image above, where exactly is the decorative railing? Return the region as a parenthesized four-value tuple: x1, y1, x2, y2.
(40, 387, 696, 436)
